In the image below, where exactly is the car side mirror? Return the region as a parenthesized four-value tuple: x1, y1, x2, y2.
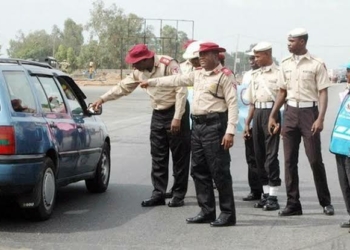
(87, 103, 102, 115)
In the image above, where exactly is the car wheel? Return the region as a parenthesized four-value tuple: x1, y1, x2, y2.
(85, 142, 110, 193)
(24, 157, 56, 221)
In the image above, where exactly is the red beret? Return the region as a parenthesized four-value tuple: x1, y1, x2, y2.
(199, 42, 226, 53)
(125, 44, 155, 64)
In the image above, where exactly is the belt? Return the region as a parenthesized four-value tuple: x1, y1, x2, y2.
(287, 100, 317, 108)
(191, 114, 207, 124)
(254, 101, 274, 109)
(153, 105, 175, 113)
(191, 112, 227, 124)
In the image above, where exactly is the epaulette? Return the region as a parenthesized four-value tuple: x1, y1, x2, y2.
(221, 67, 233, 76)
(281, 55, 292, 63)
(195, 67, 202, 70)
(251, 68, 260, 75)
(159, 57, 173, 66)
(310, 55, 324, 64)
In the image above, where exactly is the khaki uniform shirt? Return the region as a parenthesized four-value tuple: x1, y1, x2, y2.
(180, 60, 194, 74)
(279, 52, 332, 102)
(241, 69, 253, 86)
(100, 55, 187, 120)
(147, 64, 238, 135)
(244, 63, 279, 103)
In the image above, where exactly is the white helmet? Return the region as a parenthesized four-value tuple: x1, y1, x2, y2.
(182, 40, 203, 60)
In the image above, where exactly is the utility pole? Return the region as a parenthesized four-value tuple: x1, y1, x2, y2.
(233, 34, 240, 74)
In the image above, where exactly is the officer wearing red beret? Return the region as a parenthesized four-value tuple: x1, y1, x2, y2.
(140, 42, 238, 227)
(91, 44, 191, 208)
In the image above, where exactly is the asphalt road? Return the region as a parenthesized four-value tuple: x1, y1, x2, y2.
(0, 83, 350, 250)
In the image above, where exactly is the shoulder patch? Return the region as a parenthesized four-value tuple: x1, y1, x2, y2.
(159, 57, 173, 66)
(221, 67, 233, 76)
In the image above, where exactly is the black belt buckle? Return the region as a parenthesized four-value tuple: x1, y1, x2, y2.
(191, 114, 207, 124)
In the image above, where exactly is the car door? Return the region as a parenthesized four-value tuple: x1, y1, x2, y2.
(32, 75, 80, 179)
(56, 76, 102, 175)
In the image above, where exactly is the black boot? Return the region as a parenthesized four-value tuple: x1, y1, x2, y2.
(254, 194, 268, 208)
(263, 196, 280, 211)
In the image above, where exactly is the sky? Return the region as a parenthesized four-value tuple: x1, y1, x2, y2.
(1, 0, 350, 69)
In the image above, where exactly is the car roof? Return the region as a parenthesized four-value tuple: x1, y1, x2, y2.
(0, 58, 86, 100)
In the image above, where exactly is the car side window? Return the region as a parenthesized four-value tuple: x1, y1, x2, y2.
(57, 77, 83, 115)
(37, 76, 67, 114)
(31, 76, 52, 113)
(4, 71, 36, 113)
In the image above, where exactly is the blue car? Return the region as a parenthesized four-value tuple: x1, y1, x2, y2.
(0, 59, 111, 220)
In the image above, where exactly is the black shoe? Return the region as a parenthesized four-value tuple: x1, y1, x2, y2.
(263, 196, 280, 211)
(242, 192, 261, 201)
(340, 220, 350, 228)
(141, 197, 165, 207)
(186, 213, 216, 224)
(165, 192, 173, 199)
(168, 197, 184, 207)
(323, 205, 334, 216)
(210, 214, 236, 227)
(278, 206, 303, 216)
(254, 194, 268, 208)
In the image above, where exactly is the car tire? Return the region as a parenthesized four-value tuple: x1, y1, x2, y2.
(24, 157, 56, 221)
(85, 142, 110, 193)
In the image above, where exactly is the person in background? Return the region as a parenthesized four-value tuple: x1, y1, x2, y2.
(180, 40, 197, 74)
(165, 40, 203, 198)
(243, 42, 281, 211)
(140, 42, 238, 227)
(331, 63, 350, 232)
(240, 50, 263, 201)
(91, 44, 191, 208)
(268, 28, 334, 216)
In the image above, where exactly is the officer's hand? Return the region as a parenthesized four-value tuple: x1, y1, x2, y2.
(243, 124, 251, 140)
(268, 117, 278, 135)
(139, 81, 149, 88)
(170, 119, 181, 134)
(311, 118, 324, 135)
(221, 133, 234, 150)
(91, 98, 104, 112)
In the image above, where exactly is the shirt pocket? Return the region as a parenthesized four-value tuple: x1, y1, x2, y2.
(301, 70, 315, 85)
(268, 78, 279, 92)
(206, 81, 224, 98)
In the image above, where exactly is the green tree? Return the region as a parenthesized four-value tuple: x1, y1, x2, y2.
(77, 40, 99, 69)
(62, 19, 84, 55)
(51, 25, 63, 57)
(156, 25, 188, 62)
(86, 0, 147, 69)
(7, 30, 52, 59)
(66, 47, 77, 72)
(55, 44, 68, 62)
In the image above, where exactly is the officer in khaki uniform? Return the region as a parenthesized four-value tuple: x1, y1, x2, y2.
(140, 42, 238, 227)
(243, 42, 281, 211)
(268, 28, 334, 216)
(91, 44, 191, 208)
(241, 49, 263, 201)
